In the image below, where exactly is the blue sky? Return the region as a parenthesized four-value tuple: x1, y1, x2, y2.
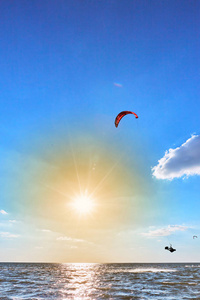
(0, 0, 200, 262)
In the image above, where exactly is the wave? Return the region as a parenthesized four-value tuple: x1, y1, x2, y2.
(162, 281, 198, 286)
(107, 268, 177, 273)
(185, 265, 200, 268)
(129, 268, 177, 273)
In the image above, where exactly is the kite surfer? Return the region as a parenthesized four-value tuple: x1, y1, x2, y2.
(165, 244, 176, 253)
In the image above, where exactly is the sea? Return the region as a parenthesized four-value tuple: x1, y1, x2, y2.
(0, 263, 200, 299)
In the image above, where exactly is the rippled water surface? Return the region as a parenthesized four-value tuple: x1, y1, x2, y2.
(0, 263, 200, 299)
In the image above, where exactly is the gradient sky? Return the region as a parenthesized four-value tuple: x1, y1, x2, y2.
(0, 0, 200, 263)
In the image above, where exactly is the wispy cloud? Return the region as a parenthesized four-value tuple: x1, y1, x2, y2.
(40, 229, 52, 233)
(142, 225, 189, 237)
(0, 220, 19, 227)
(9, 220, 17, 223)
(113, 82, 123, 88)
(0, 210, 8, 215)
(0, 232, 20, 238)
(56, 236, 85, 243)
(152, 135, 200, 180)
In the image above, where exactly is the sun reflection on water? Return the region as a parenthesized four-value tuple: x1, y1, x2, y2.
(59, 263, 101, 299)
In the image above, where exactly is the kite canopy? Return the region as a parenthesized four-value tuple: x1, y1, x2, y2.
(115, 111, 138, 128)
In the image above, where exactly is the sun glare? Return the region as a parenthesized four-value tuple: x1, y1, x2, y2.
(71, 195, 95, 215)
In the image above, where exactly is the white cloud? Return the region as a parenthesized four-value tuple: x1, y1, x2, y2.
(0, 220, 19, 227)
(142, 225, 189, 237)
(0, 232, 20, 238)
(152, 135, 200, 180)
(56, 236, 71, 241)
(40, 229, 52, 233)
(56, 236, 85, 243)
(0, 210, 8, 215)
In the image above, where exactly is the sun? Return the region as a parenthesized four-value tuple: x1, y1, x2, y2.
(71, 194, 95, 215)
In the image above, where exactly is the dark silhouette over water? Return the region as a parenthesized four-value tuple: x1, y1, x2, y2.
(165, 244, 176, 253)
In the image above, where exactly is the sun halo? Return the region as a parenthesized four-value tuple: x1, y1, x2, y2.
(70, 194, 95, 215)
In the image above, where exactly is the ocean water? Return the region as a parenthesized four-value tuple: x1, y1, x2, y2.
(0, 263, 200, 299)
